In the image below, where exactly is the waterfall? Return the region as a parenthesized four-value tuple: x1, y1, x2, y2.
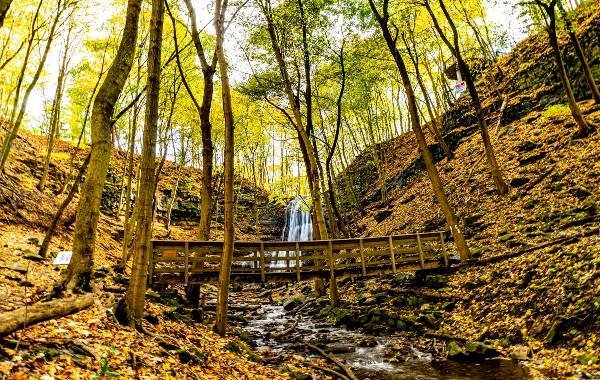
(271, 196, 312, 269)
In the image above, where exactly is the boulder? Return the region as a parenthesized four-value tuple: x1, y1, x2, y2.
(23, 252, 44, 262)
(2, 262, 28, 274)
(283, 297, 304, 311)
(509, 345, 530, 360)
(446, 341, 467, 360)
(465, 341, 501, 359)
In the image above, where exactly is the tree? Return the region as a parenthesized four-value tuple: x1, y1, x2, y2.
(56, 0, 143, 293)
(0, 0, 11, 28)
(556, 0, 600, 104)
(214, 0, 236, 337)
(38, 18, 75, 191)
(368, 0, 470, 261)
(123, 0, 164, 325)
(0, 0, 68, 172)
(422, 0, 509, 195)
(530, 0, 595, 137)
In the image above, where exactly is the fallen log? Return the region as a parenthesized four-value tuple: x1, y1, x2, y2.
(270, 320, 298, 340)
(306, 343, 358, 380)
(303, 361, 350, 380)
(0, 294, 94, 337)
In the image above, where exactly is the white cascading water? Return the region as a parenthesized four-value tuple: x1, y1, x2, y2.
(270, 196, 312, 269)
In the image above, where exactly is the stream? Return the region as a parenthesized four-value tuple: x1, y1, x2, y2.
(241, 302, 530, 379)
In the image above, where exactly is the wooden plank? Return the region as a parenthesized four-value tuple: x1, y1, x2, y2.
(259, 242, 266, 283)
(440, 231, 448, 267)
(359, 239, 366, 276)
(388, 236, 397, 273)
(295, 242, 301, 282)
(286, 249, 291, 271)
(416, 232, 425, 269)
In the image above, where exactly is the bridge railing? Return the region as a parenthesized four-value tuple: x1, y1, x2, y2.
(149, 231, 450, 285)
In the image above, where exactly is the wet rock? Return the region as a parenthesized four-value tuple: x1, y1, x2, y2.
(465, 341, 501, 359)
(509, 345, 530, 360)
(326, 344, 355, 354)
(417, 314, 437, 328)
(146, 289, 161, 301)
(446, 341, 467, 360)
(425, 275, 449, 288)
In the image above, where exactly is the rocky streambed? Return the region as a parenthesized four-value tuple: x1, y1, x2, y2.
(220, 282, 532, 380)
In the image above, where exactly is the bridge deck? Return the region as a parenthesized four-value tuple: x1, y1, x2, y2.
(149, 231, 452, 285)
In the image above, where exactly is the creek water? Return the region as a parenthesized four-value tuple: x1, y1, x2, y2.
(247, 198, 529, 379)
(243, 304, 530, 380)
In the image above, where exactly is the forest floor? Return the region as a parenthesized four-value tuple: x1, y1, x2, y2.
(0, 129, 290, 379)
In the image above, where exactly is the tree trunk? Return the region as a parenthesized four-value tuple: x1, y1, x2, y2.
(369, 0, 470, 261)
(57, 0, 143, 293)
(557, 0, 600, 104)
(0, 294, 94, 337)
(39, 153, 90, 258)
(540, 1, 594, 137)
(214, 0, 235, 337)
(425, 0, 508, 195)
(0, 0, 11, 28)
(123, 0, 164, 325)
(38, 24, 72, 191)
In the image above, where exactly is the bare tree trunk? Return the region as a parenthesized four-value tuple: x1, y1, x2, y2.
(535, 0, 594, 137)
(123, 0, 164, 325)
(326, 44, 349, 238)
(369, 0, 470, 261)
(424, 0, 508, 195)
(56, 0, 143, 294)
(214, 0, 235, 337)
(557, 0, 600, 104)
(39, 153, 90, 258)
(39, 23, 73, 191)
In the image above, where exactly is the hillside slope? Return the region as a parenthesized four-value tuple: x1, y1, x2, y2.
(0, 127, 288, 378)
(334, 3, 600, 378)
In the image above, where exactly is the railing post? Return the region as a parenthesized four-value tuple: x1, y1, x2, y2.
(359, 238, 366, 276)
(416, 232, 425, 269)
(148, 241, 154, 286)
(295, 242, 301, 282)
(259, 242, 266, 283)
(184, 242, 189, 285)
(286, 248, 291, 272)
(440, 231, 449, 267)
(388, 236, 397, 273)
(327, 240, 339, 307)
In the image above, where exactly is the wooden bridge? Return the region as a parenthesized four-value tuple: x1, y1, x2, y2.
(148, 231, 453, 285)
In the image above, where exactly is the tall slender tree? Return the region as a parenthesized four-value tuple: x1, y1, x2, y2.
(422, 0, 509, 195)
(531, 0, 595, 137)
(123, 0, 164, 324)
(214, 0, 236, 337)
(56, 0, 143, 293)
(368, 0, 470, 260)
